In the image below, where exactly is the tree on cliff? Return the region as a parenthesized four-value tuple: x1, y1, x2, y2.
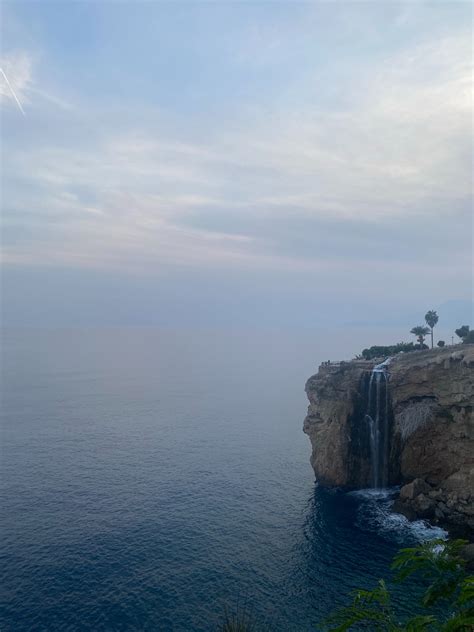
(410, 325, 430, 348)
(464, 330, 474, 344)
(455, 326, 470, 342)
(424, 310, 439, 348)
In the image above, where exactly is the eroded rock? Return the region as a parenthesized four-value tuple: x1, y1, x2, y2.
(303, 345, 474, 536)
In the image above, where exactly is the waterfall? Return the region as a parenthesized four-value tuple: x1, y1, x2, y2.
(365, 359, 391, 488)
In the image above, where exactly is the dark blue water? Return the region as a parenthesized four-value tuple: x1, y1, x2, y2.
(1, 328, 444, 631)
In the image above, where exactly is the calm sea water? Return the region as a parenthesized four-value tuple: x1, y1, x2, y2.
(1, 328, 444, 631)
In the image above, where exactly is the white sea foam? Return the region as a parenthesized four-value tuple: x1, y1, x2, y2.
(373, 357, 392, 372)
(349, 487, 447, 544)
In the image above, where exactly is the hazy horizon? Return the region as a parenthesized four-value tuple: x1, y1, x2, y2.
(1, 2, 472, 328)
(1, 6, 473, 628)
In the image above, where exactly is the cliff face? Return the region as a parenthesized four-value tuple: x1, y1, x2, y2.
(303, 361, 375, 487)
(303, 346, 474, 534)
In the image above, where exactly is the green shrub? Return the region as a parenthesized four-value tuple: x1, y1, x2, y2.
(437, 340, 446, 347)
(218, 541, 473, 631)
(462, 330, 474, 344)
(454, 326, 474, 344)
(361, 342, 420, 360)
(455, 326, 470, 340)
(219, 603, 263, 632)
(322, 539, 474, 631)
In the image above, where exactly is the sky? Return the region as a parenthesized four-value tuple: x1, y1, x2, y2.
(1, 1, 472, 330)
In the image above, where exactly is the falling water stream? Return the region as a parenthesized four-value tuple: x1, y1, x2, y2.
(365, 358, 391, 488)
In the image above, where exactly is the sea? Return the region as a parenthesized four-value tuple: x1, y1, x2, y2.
(0, 328, 446, 631)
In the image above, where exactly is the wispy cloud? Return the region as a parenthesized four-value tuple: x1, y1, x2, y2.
(0, 51, 32, 114)
(0, 67, 25, 115)
(1, 4, 471, 307)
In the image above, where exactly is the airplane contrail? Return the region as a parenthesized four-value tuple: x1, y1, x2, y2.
(0, 67, 26, 116)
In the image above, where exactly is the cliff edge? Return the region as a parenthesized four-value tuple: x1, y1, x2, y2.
(303, 345, 474, 535)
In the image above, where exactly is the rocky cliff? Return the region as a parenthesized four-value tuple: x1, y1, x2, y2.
(303, 345, 474, 535)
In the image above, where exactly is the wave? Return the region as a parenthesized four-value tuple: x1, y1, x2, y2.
(348, 487, 447, 544)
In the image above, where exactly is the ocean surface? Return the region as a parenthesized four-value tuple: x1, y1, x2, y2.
(1, 328, 445, 631)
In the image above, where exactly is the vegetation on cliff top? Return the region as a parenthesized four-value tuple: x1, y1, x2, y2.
(357, 310, 472, 361)
(456, 326, 474, 344)
(360, 342, 422, 361)
(425, 311, 439, 349)
(411, 325, 431, 348)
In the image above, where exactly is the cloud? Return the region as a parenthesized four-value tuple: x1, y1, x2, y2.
(0, 1, 471, 330)
(223, 34, 471, 215)
(0, 51, 32, 114)
(1, 17, 471, 296)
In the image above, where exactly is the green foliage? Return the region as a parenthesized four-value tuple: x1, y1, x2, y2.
(323, 579, 400, 631)
(219, 603, 266, 632)
(219, 541, 474, 631)
(361, 342, 419, 361)
(219, 611, 273, 632)
(462, 330, 474, 344)
(322, 539, 474, 632)
(454, 326, 474, 344)
(410, 326, 431, 347)
(425, 311, 439, 328)
(437, 341, 445, 347)
(221, 611, 256, 632)
(425, 311, 439, 348)
(455, 326, 470, 340)
(392, 539, 467, 607)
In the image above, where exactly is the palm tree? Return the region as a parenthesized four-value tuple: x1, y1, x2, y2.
(410, 325, 430, 348)
(424, 310, 439, 348)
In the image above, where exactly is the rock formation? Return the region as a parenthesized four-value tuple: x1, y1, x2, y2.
(303, 346, 474, 536)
